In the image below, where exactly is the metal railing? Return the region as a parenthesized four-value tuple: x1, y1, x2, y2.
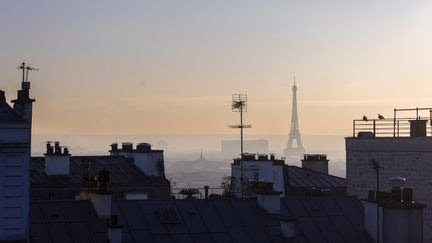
(170, 187, 225, 199)
(352, 108, 432, 137)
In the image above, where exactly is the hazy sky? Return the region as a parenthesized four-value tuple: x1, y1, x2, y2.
(1, 1, 432, 136)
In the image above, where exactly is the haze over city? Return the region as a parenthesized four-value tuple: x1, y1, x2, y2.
(3, 1, 432, 242)
(2, 1, 432, 138)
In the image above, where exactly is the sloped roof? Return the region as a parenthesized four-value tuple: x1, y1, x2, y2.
(29, 196, 372, 243)
(30, 200, 107, 243)
(281, 196, 372, 243)
(285, 165, 346, 190)
(30, 156, 169, 200)
(0, 90, 24, 123)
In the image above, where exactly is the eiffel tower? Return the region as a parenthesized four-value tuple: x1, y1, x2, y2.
(284, 79, 305, 158)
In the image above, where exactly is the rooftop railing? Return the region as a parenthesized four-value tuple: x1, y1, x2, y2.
(352, 107, 432, 137)
(170, 187, 225, 199)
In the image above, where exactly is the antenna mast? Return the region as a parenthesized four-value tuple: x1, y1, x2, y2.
(17, 62, 39, 82)
(229, 94, 251, 198)
(229, 94, 251, 155)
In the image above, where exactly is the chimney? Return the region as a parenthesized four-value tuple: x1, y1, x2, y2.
(89, 192, 112, 219)
(108, 215, 123, 243)
(110, 143, 118, 152)
(363, 177, 426, 243)
(109, 142, 165, 177)
(255, 182, 282, 214)
(44, 141, 71, 176)
(89, 168, 112, 219)
(280, 216, 296, 239)
(301, 154, 329, 174)
(122, 142, 133, 151)
(136, 143, 151, 152)
(11, 72, 35, 123)
(409, 119, 427, 137)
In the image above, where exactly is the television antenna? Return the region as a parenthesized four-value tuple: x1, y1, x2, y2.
(229, 94, 251, 198)
(17, 62, 39, 82)
(229, 94, 251, 155)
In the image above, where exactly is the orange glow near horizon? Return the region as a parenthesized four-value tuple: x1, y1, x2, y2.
(2, 1, 432, 136)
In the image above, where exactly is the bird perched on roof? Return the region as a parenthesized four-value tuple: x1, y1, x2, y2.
(363, 115, 368, 122)
(378, 114, 384, 120)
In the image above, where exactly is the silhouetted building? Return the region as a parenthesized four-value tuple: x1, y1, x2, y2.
(30, 143, 170, 201)
(347, 108, 431, 242)
(363, 186, 425, 243)
(0, 71, 35, 241)
(29, 194, 372, 242)
(231, 153, 346, 198)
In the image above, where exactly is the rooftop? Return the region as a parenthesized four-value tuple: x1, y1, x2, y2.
(284, 166, 346, 195)
(30, 155, 169, 200)
(29, 196, 371, 243)
(0, 90, 25, 124)
(352, 107, 432, 138)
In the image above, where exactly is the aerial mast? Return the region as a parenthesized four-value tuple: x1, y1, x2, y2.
(229, 94, 251, 198)
(17, 62, 39, 83)
(229, 94, 251, 155)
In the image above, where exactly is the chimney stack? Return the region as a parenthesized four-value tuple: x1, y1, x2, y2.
(108, 215, 123, 243)
(301, 154, 329, 174)
(409, 120, 427, 137)
(255, 182, 282, 214)
(363, 177, 426, 243)
(108, 142, 165, 177)
(110, 143, 118, 152)
(44, 141, 71, 176)
(280, 216, 296, 239)
(89, 168, 112, 219)
(89, 192, 112, 219)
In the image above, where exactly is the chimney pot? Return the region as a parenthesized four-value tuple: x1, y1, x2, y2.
(54, 142, 61, 154)
(122, 142, 133, 151)
(46, 141, 54, 155)
(110, 143, 118, 151)
(363, 187, 426, 243)
(402, 188, 413, 203)
(44, 142, 71, 176)
(136, 143, 152, 152)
